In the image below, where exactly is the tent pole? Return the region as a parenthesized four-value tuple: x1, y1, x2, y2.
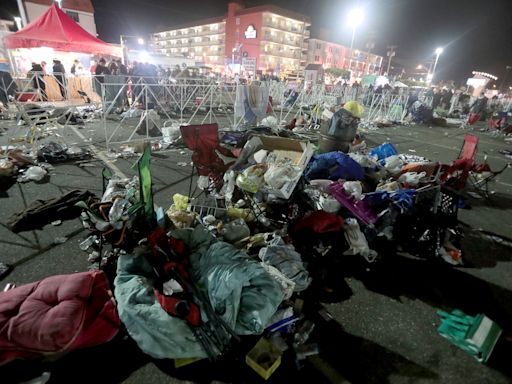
(7, 50, 17, 76)
(16, 0, 28, 27)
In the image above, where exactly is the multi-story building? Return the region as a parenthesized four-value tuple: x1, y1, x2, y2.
(151, 1, 311, 75)
(307, 38, 383, 78)
(21, 0, 97, 36)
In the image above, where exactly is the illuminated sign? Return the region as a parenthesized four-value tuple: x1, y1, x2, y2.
(244, 25, 257, 39)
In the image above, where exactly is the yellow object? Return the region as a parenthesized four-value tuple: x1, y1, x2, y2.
(172, 193, 190, 211)
(227, 207, 255, 222)
(174, 357, 204, 368)
(343, 100, 364, 118)
(246, 338, 282, 380)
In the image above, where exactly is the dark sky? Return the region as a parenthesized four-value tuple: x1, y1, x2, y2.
(2, 0, 512, 83)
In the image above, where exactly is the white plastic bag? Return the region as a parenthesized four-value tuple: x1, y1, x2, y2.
(398, 171, 427, 186)
(264, 161, 300, 190)
(384, 155, 404, 175)
(343, 181, 363, 200)
(161, 124, 181, 143)
(343, 218, 378, 263)
(18, 166, 46, 182)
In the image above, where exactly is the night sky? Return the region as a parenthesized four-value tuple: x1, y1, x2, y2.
(2, 0, 512, 84)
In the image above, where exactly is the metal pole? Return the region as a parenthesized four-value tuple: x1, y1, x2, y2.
(120, 36, 127, 65)
(16, 0, 27, 27)
(431, 52, 440, 84)
(349, 27, 356, 74)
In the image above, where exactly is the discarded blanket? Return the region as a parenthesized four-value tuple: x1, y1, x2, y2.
(115, 226, 283, 359)
(0, 270, 120, 366)
(7, 190, 95, 233)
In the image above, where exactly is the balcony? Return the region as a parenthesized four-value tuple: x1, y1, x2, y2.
(261, 35, 303, 49)
(261, 49, 302, 60)
(262, 23, 306, 37)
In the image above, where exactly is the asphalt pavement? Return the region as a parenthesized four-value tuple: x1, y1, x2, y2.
(1, 116, 512, 384)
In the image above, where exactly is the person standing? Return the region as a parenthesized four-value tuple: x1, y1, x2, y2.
(70, 59, 80, 75)
(52, 59, 66, 99)
(94, 58, 111, 98)
(28, 62, 47, 101)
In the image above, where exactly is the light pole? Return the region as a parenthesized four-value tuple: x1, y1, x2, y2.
(347, 7, 364, 75)
(120, 35, 145, 64)
(430, 47, 443, 84)
(385, 45, 396, 76)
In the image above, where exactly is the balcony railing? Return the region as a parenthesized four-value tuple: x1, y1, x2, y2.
(262, 22, 306, 36)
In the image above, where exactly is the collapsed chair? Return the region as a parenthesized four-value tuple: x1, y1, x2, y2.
(441, 134, 509, 197)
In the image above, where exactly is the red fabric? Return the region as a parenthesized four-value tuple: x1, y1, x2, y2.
(0, 271, 120, 366)
(467, 113, 480, 125)
(3, 3, 121, 56)
(180, 124, 234, 176)
(293, 211, 344, 234)
(154, 290, 201, 327)
(459, 134, 478, 162)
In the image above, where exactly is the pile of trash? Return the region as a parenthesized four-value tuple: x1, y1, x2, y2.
(2, 101, 498, 381)
(0, 141, 91, 188)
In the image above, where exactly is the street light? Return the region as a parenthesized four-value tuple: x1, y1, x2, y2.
(347, 7, 364, 74)
(430, 47, 443, 83)
(120, 35, 145, 64)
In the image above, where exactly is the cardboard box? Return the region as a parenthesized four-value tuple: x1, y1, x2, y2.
(237, 135, 314, 199)
(246, 337, 282, 380)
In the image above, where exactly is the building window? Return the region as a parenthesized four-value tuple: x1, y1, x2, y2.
(314, 55, 320, 61)
(66, 11, 79, 22)
(316, 43, 321, 49)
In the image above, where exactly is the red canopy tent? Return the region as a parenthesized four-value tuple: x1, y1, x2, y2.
(3, 3, 121, 57)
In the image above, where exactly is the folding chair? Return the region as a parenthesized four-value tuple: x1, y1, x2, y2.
(180, 123, 235, 196)
(440, 134, 478, 190)
(469, 155, 510, 198)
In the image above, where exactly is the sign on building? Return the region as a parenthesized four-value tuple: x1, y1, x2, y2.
(242, 57, 256, 73)
(244, 25, 257, 39)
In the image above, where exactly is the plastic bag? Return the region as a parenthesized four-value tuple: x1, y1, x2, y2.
(264, 161, 300, 190)
(343, 218, 377, 263)
(236, 164, 267, 193)
(161, 124, 181, 143)
(343, 181, 363, 200)
(166, 206, 195, 228)
(306, 152, 364, 181)
(348, 153, 375, 168)
(398, 171, 426, 186)
(172, 193, 189, 211)
(197, 175, 210, 191)
(259, 237, 311, 292)
(384, 155, 404, 175)
(369, 142, 398, 161)
(319, 195, 341, 213)
(222, 219, 251, 243)
(260, 263, 295, 300)
(18, 166, 46, 182)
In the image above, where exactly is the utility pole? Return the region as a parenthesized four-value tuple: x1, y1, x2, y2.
(385, 45, 397, 76)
